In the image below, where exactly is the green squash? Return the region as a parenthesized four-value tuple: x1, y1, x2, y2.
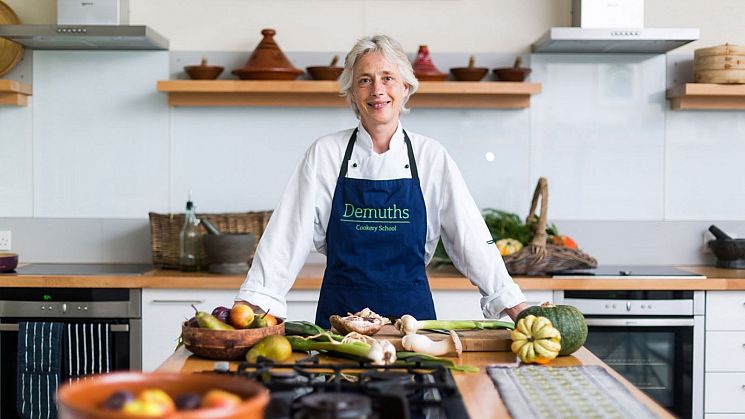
(516, 302, 587, 356)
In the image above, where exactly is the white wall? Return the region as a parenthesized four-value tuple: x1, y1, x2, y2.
(5, 0, 745, 53)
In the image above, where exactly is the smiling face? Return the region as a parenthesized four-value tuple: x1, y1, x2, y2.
(351, 52, 410, 133)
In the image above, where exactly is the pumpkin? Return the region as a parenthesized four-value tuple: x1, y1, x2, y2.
(516, 302, 587, 356)
(496, 238, 523, 256)
(510, 315, 561, 364)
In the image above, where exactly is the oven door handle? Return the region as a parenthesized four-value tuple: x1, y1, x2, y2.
(0, 323, 129, 332)
(585, 318, 695, 327)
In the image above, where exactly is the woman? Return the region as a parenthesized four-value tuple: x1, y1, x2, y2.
(234, 35, 527, 328)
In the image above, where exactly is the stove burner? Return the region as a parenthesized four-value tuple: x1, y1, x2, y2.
(269, 370, 301, 382)
(361, 370, 416, 398)
(297, 393, 373, 419)
(361, 370, 415, 384)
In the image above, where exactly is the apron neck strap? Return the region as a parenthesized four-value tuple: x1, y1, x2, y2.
(338, 128, 419, 179)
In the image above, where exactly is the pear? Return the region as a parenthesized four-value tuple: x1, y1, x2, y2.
(246, 335, 292, 363)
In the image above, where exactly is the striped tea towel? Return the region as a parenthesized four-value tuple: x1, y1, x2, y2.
(16, 322, 64, 419)
(63, 323, 113, 381)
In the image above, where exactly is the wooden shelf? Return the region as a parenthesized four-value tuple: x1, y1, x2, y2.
(156, 80, 541, 109)
(0, 80, 32, 106)
(667, 83, 745, 110)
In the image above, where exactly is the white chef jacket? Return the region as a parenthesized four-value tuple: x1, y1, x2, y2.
(235, 122, 526, 319)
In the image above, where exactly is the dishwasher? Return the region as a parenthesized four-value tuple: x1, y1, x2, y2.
(0, 288, 141, 418)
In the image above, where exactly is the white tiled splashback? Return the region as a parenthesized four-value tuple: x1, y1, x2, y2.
(1, 50, 745, 222)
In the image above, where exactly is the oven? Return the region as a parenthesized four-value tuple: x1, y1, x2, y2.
(0, 288, 141, 419)
(554, 289, 704, 419)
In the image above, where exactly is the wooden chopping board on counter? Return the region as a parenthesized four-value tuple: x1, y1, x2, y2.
(372, 325, 512, 352)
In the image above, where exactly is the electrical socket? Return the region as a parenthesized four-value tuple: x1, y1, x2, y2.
(0, 230, 10, 251)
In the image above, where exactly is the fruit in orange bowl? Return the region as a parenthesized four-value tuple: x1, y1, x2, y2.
(57, 372, 269, 419)
(181, 318, 285, 360)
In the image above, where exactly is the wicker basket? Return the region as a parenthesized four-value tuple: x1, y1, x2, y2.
(502, 178, 597, 275)
(149, 211, 272, 269)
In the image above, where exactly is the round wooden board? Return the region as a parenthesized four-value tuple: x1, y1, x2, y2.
(695, 69, 745, 84)
(0, 1, 23, 78)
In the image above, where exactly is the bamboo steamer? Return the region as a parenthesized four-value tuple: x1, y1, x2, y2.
(694, 44, 745, 84)
(0, 1, 23, 78)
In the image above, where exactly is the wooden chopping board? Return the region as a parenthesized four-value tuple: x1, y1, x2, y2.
(372, 324, 512, 352)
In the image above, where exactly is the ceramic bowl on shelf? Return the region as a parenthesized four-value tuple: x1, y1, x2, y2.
(306, 66, 343, 80)
(180, 319, 285, 360)
(450, 55, 488, 81)
(493, 56, 531, 82)
(307, 55, 344, 80)
(493, 67, 531, 82)
(57, 372, 269, 419)
(184, 57, 224, 80)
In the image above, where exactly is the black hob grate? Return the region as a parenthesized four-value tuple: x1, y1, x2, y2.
(205, 355, 470, 419)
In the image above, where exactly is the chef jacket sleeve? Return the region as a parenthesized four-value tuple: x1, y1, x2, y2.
(438, 153, 526, 319)
(234, 150, 317, 318)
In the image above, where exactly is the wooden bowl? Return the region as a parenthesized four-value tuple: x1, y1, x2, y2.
(0, 252, 18, 272)
(184, 65, 224, 80)
(181, 319, 285, 360)
(306, 66, 343, 80)
(57, 372, 269, 419)
(450, 67, 488, 81)
(493, 67, 531, 82)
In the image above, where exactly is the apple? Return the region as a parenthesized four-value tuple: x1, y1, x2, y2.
(229, 304, 255, 329)
(201, 389, 242, 409)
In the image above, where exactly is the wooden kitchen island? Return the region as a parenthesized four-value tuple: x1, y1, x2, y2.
(157, 346, 674, 419)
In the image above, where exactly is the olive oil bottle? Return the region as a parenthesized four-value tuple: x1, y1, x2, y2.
(179, 194, 201, 271)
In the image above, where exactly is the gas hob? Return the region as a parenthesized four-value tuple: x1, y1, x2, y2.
(204, 356, 470, 419)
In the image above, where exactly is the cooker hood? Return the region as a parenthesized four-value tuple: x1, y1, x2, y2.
(532, 27, 699, 53)
(0, 24, 168, 50)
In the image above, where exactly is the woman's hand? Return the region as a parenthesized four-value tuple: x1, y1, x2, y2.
(504, 302, 529, 322)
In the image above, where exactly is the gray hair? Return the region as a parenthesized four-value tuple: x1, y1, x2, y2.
(339, 35, 419, 118)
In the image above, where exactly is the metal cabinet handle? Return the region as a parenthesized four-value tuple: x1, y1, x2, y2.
(0, 323, 129, 332)
(150, 299, 205, 304)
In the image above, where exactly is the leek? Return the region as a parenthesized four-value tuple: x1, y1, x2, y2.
(395, 315, 514, 335)
(396, 351, 480, 373)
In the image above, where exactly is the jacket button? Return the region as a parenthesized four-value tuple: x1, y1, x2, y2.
(352, 163, 357, 168)
(405, 164, 409, 168)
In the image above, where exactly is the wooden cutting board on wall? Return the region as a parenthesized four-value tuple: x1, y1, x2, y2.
(373, 325, 512, 352)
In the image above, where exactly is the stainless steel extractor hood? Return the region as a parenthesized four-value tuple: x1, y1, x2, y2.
(532, 27, 699, 53)
(0, 24, 168, 50)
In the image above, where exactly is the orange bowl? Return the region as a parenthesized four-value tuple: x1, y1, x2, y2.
(57, 372, 269, 419)
(181, 319, 285, 360)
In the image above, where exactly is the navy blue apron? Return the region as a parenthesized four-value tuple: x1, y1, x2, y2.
(315, 128, 436, 328)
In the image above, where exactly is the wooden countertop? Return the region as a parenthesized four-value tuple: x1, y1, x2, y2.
(3, 263, 745, 290)
(156, 346, 673, 418)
